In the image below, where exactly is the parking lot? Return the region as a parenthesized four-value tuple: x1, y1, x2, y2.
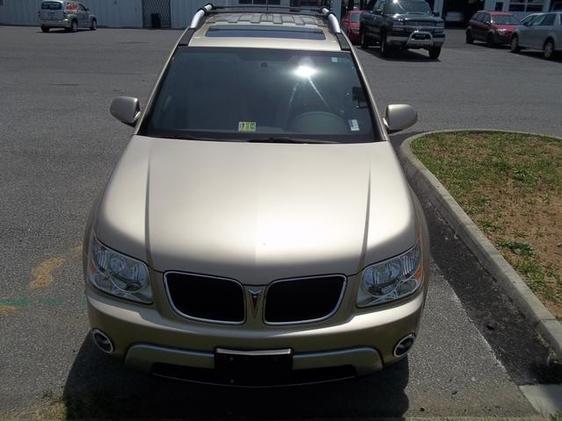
(0, 26, 560, 418)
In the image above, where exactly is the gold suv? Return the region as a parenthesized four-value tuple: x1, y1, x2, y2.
(84, 3, 429, 386)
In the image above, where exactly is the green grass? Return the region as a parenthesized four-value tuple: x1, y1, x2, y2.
(412, 131, 562, 319)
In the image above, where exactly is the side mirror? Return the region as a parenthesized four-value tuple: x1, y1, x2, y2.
(384, 104, 417, 133)
(110, 96, 141, 127)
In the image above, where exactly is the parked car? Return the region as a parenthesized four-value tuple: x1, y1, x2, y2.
(360, 0, 445, 59)
(341, 9, 363, 44)
(466, 11, 520, 46)
(38, 0, 96, 32)
(511, 12, 562, 59)
(84, 4, 431, 386)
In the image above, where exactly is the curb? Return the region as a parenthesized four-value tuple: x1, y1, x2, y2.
(399, 129, 562, 360)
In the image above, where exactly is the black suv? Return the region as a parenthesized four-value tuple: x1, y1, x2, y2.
(360, 0, 445, 59)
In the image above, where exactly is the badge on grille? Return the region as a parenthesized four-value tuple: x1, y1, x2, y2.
(248, 288, 263, 318)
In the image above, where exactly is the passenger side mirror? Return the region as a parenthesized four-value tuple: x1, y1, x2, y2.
(384, 104, 417, 133)
(110, 96, 141, 127)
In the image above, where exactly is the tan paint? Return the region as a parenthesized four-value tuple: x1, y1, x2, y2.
(29, 256, 65, 290)
(0, 305, 18, 315)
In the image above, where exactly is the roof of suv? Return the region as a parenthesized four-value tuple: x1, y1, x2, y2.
(187, 9, 344, 51)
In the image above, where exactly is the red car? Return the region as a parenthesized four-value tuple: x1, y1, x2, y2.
(466, 11, 520, 46)
(341, 9, 362, 45)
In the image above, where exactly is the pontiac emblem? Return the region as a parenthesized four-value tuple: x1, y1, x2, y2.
(248, 288, 263, 318)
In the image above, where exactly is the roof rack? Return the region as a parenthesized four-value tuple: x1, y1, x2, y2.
(181, 3, 349, 50)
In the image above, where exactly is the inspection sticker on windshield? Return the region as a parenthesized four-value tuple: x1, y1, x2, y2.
(238, 121, 256, 132)
(348, 119, 360, 132)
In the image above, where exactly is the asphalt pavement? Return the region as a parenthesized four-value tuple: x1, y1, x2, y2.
(0, 26, 560, 418)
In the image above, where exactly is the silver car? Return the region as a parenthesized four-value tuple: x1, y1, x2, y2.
(39, 0, 97, 33)
(511, 12, 562, 59)
(84, 4, 430, 386)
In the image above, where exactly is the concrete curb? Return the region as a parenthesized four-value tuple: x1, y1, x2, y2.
(399, 129, 562, 360)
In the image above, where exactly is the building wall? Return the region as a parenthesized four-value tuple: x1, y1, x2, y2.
(0, 0, 342, 28)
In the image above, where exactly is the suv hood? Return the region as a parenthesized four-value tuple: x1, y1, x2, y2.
(95, 136, 416, 284)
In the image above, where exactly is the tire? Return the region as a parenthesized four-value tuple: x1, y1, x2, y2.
(486, 33, 495, 48)
(70, 20, 77, 32)
(90, 19, 97, 31)
(428, 46, 441, 59)
(380, 32, 392, 57)
(510, 35, 520, 53)
(465, 29, 474, 44)
(360, 29, 370, 49)
(41, 26, 50, 33)
(543, 39, 555, 60)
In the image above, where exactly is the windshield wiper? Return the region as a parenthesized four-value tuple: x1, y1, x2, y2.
(245, 137, 336, 144)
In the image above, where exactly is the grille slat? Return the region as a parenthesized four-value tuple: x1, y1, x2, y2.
(265, 276, 346, 324)
(166, 273, 245, 323)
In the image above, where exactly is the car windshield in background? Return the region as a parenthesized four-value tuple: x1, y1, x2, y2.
(492, 15, 520, 24)
(386, 0, 432, 14)
(351, 13, 361, 22)
(142, 48, 376, 143)
(41, 1, 62, 9)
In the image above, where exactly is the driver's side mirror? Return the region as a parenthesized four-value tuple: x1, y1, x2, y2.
(110, 96, 141, 127)
(384, 104, 417, 133)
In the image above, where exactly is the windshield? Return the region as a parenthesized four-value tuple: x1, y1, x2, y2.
(141, 48, 377, 143)
(385, 0, 432, 15)
(492, 15, 519, 24)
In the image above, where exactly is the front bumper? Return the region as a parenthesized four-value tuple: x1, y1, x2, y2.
(387, 31, 445, 49)
(87, 285, 426, 384)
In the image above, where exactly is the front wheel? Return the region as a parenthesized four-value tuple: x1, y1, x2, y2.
(41, 26, 50, 33)
(465, 30, 473, 44)
(543, 39, 555, 60)
(428, 46, 441, 59)
(486, 33, 496, 48)
(70, 20, 77, 32)
(380, 32, 392, 57)
(90, 19, 97, 31)
(510, 35, 520, 53)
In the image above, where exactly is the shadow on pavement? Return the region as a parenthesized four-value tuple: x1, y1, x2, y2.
(361, 46, 437, 62)
(63, 335, 410, 419)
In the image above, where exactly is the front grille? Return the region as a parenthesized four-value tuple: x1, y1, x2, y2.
(406, 20, 435, 26)
(265, 276, 346, 324)
(165, 273, 244, 323)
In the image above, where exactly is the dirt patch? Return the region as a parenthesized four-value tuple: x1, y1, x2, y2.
(412, 131, 561, 319)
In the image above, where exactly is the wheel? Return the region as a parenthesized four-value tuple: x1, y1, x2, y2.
(510, 35, 520, 53)
(465, 29, 474, 44)
(360, 29, 370, 49)
(90, 19, 97, 31)
(428, 46, 441, 59)
(41, 26, 49, 33)
(543, 39, 555, 60)
(70, 20, 77, 32)
(380, 32, 392, 57)
(486, 33, 495, 48)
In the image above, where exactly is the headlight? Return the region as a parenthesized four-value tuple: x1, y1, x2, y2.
(357, 243, 422, 307)
(87, 236, 152, 303)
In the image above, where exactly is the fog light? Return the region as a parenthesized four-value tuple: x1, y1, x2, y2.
(92, 329, 114, 354)
(393, 333, 415, 357)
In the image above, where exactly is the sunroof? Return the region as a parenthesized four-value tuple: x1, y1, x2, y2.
(206, 25, 326, 40)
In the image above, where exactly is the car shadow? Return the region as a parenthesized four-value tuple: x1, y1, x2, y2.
(63, 334, 410, 419)
(38, 29, 90, 34)
(516, 50, 562, 63)
(361, 46, 438, 62)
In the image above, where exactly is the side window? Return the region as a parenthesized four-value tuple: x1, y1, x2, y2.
(530, 14, 545, 25)
(78, 3, 86, 11)
(483, 13, 491, 24)
(473, 12, 482, 21)
(366, 0, 376, 10)
(541, 13, 555, 25)
(374, 0, 384, 12)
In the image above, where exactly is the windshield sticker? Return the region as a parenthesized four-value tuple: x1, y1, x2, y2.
(238, 121, 256, 132)
(331, 57, 339, 63)
(348, 119, 360, 132)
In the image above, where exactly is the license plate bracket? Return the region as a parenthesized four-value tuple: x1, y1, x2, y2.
(215, 348, 293, 386)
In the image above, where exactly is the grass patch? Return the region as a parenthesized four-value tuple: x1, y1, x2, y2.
(411, 131, 562, 319)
